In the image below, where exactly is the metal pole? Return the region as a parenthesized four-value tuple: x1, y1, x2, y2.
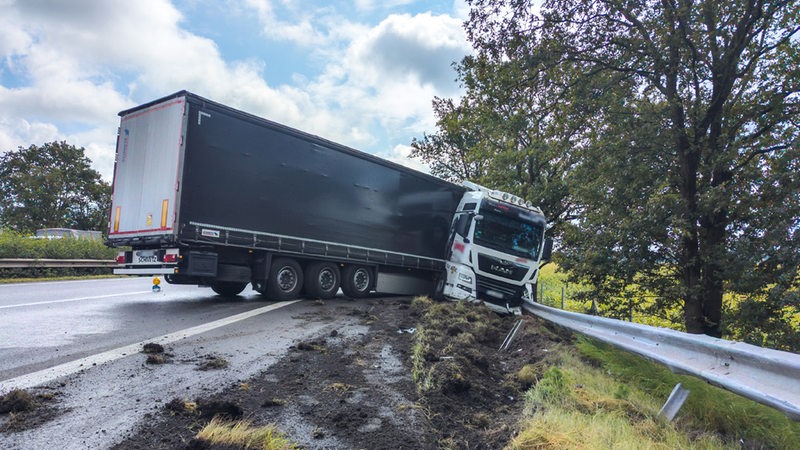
(658, 383, 690, 421)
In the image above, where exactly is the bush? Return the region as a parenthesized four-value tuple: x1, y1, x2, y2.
(0, 229, 116, 260)
(0, 229, 117, 279)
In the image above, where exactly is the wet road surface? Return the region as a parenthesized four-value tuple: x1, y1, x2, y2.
(0, 278, 374, 449)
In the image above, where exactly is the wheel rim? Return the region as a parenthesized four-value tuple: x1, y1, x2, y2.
(318, 268, 336, 291)
(277, 266, 298, 292)
(353, 268, 369, 292)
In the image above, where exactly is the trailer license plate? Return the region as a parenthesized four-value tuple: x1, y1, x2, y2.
(134, 250, 158, 264)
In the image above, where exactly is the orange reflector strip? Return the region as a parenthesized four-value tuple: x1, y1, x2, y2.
(114, 207, 121, 233)
(161, 199, 169, 228)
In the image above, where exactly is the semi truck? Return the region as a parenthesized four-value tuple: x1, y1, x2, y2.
(107, 91, 551, 313)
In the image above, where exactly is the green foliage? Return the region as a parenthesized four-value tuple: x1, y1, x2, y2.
(410, 52, 581, 237)
(0, 141, 111, 233)
(725, 291, 800, 352)
(539, 263, 800, 350)
(0, 229, 116, 259)
(0, 228, 117, 279)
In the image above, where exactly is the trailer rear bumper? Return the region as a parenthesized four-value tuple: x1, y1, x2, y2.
(114, 267, 177, 275)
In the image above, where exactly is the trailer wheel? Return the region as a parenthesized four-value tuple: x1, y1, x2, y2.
(304, 262, 340, 299)
(211, 281, 248, 297)
(266, 258, 304, 300)
(341, 265, 373, 298)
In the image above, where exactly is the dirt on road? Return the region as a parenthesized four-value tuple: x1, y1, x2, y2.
(3, 296, 569, 449)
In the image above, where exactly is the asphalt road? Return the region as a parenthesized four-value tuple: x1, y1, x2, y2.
(0, 278, 374, 449)
(0, 277, 273, 382)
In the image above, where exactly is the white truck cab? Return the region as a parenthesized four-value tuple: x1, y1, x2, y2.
(442, 181, 551, 314)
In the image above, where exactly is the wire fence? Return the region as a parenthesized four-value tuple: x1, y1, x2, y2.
(535, 280, 683, 331)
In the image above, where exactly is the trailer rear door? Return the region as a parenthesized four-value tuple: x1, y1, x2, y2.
(108, 96, 186, 241)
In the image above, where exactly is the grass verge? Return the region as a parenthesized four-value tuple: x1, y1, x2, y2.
(511, 337, 800, 449)
(195, 417, 297, 450)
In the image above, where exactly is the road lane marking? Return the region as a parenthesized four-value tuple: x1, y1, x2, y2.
(0, 300, 300, 392)
(0, 291, 152, 309)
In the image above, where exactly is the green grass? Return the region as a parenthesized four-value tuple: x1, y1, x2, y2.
(575, 338, 800, 449)
(511, 337, 800, 449)
(512, 349, 723, 449)
(195, 418, 298, 450)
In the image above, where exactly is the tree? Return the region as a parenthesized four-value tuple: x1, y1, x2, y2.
(421, 0, 799, 336)
(0, 141, 111, 233)
(411, 52, 584, 236)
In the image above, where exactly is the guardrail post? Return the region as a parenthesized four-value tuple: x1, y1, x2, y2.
(657, 383, 690, 421)
(561, 286, 565, 309)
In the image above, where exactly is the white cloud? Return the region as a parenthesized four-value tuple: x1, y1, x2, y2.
(382, 143, 429, 173)
(244, 0, 331, 47)
(346, 12, 468, 91)
(0, 0, 316, 179)
(1, 0, 471, 181)
(354, 0, 416, 12)
(304, 11, 470, 146)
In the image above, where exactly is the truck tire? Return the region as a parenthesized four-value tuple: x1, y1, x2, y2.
(211, 281, 248, 297)
(266, 258, 304, 301)
(304, 261, 340, 299)
(432, 275, 445, 301)
(341, 265, 373, 298)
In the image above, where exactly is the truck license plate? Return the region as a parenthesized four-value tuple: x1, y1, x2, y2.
(486, 289, 503, 299)
(134, 250, 158, 264)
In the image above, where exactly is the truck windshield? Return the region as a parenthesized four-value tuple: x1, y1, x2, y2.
(473, 210, 544, 260)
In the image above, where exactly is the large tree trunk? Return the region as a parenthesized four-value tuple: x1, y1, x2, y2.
(699, 211, 727, 337)
(683, 233, 706, 334)
(674, 111, 706, 335)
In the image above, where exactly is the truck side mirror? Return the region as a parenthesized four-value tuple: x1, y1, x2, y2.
(541, 238, 553, 262)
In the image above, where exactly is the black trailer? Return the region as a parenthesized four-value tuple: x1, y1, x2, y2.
(108, 91, 465, 299)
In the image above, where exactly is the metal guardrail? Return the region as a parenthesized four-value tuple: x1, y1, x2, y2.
(523, 301, 800, 421)
(0, 258, 116, 268)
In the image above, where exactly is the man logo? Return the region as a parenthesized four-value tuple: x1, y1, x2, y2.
(490, 264, 513, 276)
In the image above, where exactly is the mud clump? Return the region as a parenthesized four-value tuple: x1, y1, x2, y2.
(295, 339, 326, 351)
(0, 389, 36, 414)
(146, 354, 166, 365)
(142, 343, 164, 354)
(197, 355, 229, 371)
(0, 388, 62, 432)
(197, 399, 243, 420)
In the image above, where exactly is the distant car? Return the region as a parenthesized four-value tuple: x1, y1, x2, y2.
(34, 228, 103, 240)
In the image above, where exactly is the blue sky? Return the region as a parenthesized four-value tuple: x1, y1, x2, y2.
(0, 0, 472, 180)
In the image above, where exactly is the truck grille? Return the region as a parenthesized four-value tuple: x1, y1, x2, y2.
(477, 254, 528, 281)
(476, 276, 523, 307)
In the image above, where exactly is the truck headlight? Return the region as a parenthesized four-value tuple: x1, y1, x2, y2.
(458, 273, 473, 284)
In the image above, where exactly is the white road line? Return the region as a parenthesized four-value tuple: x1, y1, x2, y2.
(0, 291, 152, 309)
(0, 300, 300, 393)
(0, 278, 131, 288)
